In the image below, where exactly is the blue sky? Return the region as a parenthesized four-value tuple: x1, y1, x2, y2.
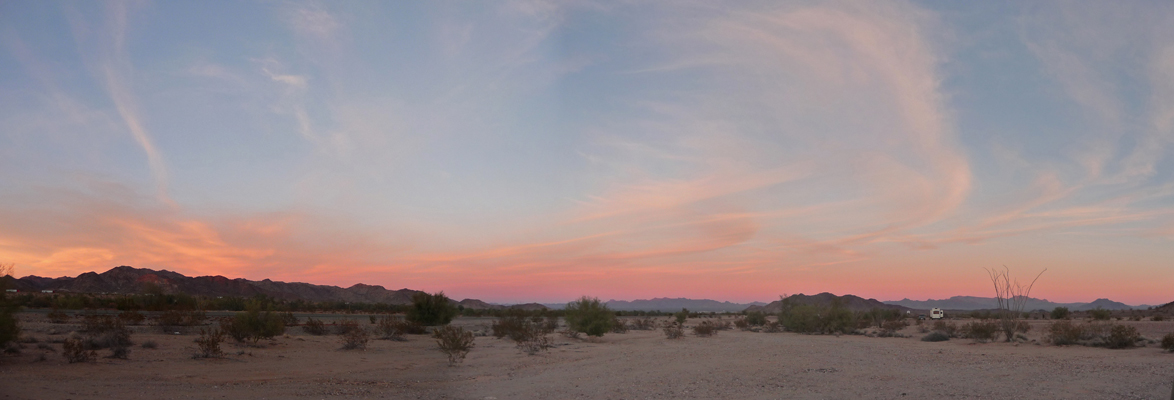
(1, 1, 1172, 304)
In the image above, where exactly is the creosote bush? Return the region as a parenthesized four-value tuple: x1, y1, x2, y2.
(564, 296, 614, 337)
(492, 310, 554, 355)
(610, 316, 630, 334)
(407, 292, 458, 326)
(1104, 324, 1140, 349)
(744, 312, 767, 327)
(1088, 308, 1111, 321)
(193, 328, 224, 358)
(433, 325, 474, 365)
(1051, 307, 1070, 320)
(223, 302, 285, 345)
(932, 320, 958, 337)
(1161, 333, 1174, 352)
(375, 315, 419, 341)
(155, 309, 207, 331)
(1047, 320, 1084, 345)
(81, 314, 133, 359)
(629, 317, 655, 331)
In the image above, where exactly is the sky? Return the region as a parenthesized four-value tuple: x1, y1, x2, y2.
(1, 1, 1173, 305)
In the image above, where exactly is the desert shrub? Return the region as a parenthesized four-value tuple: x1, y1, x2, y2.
(1088, 308, 1111, 321)
(674, 309, 689, 325)
(921, 331, 951, 342)
(406, 292, 458, 326)
(564, 296, 614, 337)
(118, 310, 146, 325)
(63, 335, 96, 363)
(47, 308, 71, 324)
(375, 315, 413, 341)
(223, 302, 285, 345)
(1104, 324, 1140, 349)
(493, 312, 553, 355)
(763, 321, 782, 333)
(780, 305, 824, 334)
(303, 318, 328, 335)
(823, 304, 857, 334)
(629, 317, 655, 331)
(692, 321, 717, 337)
(733, 318, 750, 331)
(193, 328, 224, 358)
(745, 312, 767, 326)
(662, 321, 684, 339)
(340, 326, 370, 350)
(610, 316, 630, 334)
(863, 308, 904, 328)
(141, 340, 158, 349)
(1051, 307, 1070, 320)
(281, 312, 299, 327)
(155, 309, 207, 330)
(80, 315, 133, 358)
(932, 320, 958, 337)
(1152, 315, 1165, 322)
(880, 319, 909, 334)
(1046, 320, 1084, 345)
(433, 326, 474, 365)
(1161, 333, 1174, 352)
(334, 319, 362, 335)
(711, 319, 732, 330)
(561, 328, 581, 339)
(960, 320, 1000, 343)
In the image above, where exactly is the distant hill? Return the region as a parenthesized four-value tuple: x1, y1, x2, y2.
(4, 266, 545, 310)
(884, 296, 1152, 311)
(745, 293, 911, 313)
(605, 298, 767, 312)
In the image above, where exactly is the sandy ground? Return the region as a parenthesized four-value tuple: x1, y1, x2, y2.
(3, 314, 1173, 400)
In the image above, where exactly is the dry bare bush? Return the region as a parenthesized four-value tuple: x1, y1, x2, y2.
(47, 308, 71, 324)
(335, 319, 363, 335)
(692, 321, 717, 337)
(82, 314, 133, 359)
(303, 318, 328, 335)
(986, 266, 1045, 342)
(492, 311, 553, 354)
(193, 328, 224, 358)
(155, 310, 207, 332)
(610, 316, 630, 334)
(960, 320, 1000, 343)
(629, 318, 655, 331)
(662, 321, 684, 339)
(932, 320, 958, 337)
(733, 318, 750, 331)
(433, 326, 474, 365)
(62, 335, 95, 363)
(118, 310, 146, 325)
(375, 315, 412, 341)
(340, 327, 370, 350)
(763, 321, 782, 333)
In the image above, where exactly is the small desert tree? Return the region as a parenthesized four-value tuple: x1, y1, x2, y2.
(986, 266, 1045, 342)
(1051, 307, 1070, 320)
(564, 296, 614, 337)
(407, 292, 458, 326)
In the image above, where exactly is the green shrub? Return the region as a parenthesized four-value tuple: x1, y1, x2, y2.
(223, 302, 286, 345)
(1161, 332, 1174, 352)
(1104, 324, 1140, 349)
(780, 305, 824, 334)
(1050, 307, 1069, 320)
(921, 331, 950, 342)
(407, 292, 458, 326)
(433, 326, 474, 365)
(674, 309, 689, 325)
(1088, 308, 1111, 321)
(745, 312, 767, 326)
(564, 296, 614, 337)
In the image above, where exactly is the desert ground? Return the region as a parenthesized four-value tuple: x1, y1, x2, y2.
(3, 313, 1173, 400)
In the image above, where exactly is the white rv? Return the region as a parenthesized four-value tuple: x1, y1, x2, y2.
(930, 308, 945, 320)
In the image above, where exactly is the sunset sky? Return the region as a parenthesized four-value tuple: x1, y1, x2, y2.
(2, 1, 1173, 305)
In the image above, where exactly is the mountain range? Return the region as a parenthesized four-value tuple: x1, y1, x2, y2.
(2, 266, 545, 310)
(883, 296, 1153, 311)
